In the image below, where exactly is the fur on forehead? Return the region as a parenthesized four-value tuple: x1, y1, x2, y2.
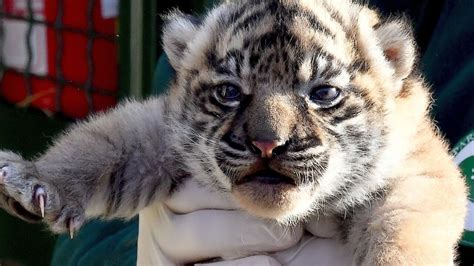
(162, 0, 416, 92)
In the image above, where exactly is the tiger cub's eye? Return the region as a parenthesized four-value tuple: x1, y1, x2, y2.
(309, 85, 342, 107)
(213, 84, 242, 107)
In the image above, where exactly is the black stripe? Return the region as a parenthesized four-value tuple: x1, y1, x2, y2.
(192, 120, 210, 133)
(288, 137, 322, 153)
(225, 49, 244, 77)
(106, 160, 128, 215)
(221, 148, 246, 159)
(208, 122, 222, 137)
(321, 66, 343, 80)
(168, 171, 190, 197)
(215, 157, 238, 174)
(206, 49, 219, 69)
(349, 58, 370, 73)
(224, 3, 248, 25)
(230, 1, 276, 34)
(331, 104, 363, 124)
(216, 156, 244, 168)
(287, 149, 326, 162)
(311, 52, 347, 80)
(231, 9, 270, 36)
(294, 9, 336, 39)
(201, 108, 221, 118)
(205, 121, 226, 146)
(320, 1, 348, 33)
(215, 64, 233, 75)
(249, 53, 261, 68)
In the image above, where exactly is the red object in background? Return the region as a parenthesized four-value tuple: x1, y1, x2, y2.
(0, 0, 118, 119)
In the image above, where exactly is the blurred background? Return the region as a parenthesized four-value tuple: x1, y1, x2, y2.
(0, 0, 472, 265)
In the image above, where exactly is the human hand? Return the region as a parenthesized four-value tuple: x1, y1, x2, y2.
(197, 216, 352, 266)
(137, 179, 352, 265)
(137, 179, 304, 265)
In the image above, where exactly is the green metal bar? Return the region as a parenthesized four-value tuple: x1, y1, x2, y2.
(129, 0, 144, 98)
(141, 0, 157, 97)
(118, 0, 131, 99)
(119, 0, 157, 98)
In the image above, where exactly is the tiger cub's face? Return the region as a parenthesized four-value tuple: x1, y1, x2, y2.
(164, 0, 417, 222)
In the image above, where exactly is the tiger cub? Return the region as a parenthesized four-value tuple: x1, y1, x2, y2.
(0, 0, 467, 264)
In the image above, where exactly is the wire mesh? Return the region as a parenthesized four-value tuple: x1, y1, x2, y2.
(24, 0, 33, 96)
(0, 0, 118, 117)
(85, 0, 95, 113)
(54, 0, 64, 113)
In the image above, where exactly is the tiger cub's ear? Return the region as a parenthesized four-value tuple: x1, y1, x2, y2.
(375, 19, 416, 80)
(162, 11, 200, 71)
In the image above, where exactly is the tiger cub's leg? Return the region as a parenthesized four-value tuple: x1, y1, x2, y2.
(0, 99, 176, 236)
(347, 175, 466, 265)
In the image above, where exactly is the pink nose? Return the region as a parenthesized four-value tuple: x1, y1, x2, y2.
(251, 140, 285, 158)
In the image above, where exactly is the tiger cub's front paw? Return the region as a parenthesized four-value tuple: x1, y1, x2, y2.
(0, 151, 84, 237)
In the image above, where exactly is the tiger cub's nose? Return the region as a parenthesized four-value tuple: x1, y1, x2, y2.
(250, 140, 288, 158)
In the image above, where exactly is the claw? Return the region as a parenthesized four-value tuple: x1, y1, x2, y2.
(69, 219, 75, 239)
(34, 186, 46, 218)
(38, 194, 45, 218)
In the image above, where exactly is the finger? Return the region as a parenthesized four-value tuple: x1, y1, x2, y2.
(272, 235, 353, 266)
(196, 255, 281, 266)
(137, 222, 176, 266)
(140, 205, 303, 264)
(304, 214, 339, 238)
(165, 179, 238, 214)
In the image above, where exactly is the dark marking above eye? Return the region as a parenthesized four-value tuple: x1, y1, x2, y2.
(216, 65, 233, 75)
(249, 54, 261, 68)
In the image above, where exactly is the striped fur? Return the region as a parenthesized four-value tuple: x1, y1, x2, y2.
(0, 0, 466, 264)
(163, 0, 420, 217)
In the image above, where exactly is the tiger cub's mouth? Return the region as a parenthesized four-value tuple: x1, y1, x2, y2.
(231, 167, 312, 220)
(236, 169, 296, 186)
